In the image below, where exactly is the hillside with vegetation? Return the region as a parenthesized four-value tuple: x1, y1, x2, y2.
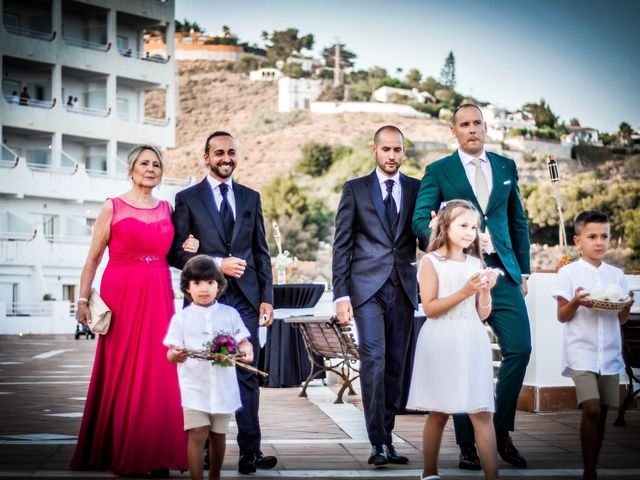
(151, 59, 640, 275)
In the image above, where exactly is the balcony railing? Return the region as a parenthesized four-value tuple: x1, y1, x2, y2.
(3, 24, 56, 41)
(63, 36, 111, 52)
(1, 143, 20, 166)
(0, 230, 37, 241)
(27, 161, 77, 174)
(65, 105, 111, 117)
(86, 168, 126, 180)
(118, 47, 170, 63)
(117, 111, 170, 126)
(44, 234, 91, 244)
(5, 301, 54, 317)
(3, 95, 57, 109)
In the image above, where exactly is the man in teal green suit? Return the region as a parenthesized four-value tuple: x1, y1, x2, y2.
(412, 104, 531, 470)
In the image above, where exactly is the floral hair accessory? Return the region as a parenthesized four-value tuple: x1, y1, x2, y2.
(439, 201, 449, 211)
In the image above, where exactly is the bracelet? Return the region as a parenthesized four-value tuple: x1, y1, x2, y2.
(77, 297, 89, 305)
(478, 300, 492, 308)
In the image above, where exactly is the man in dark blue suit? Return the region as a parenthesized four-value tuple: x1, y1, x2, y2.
(332, 125, 422, 467)
(169, 131, 276, 475)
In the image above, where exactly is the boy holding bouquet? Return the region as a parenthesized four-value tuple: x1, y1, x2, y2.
(165, 255, 253, 480)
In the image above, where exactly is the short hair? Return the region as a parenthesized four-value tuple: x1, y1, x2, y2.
(428, 199, 484, 261)
(180, 255, 227, 302)
(126, 144, 164, 176)
(452, 103, 483, 124)
(204, 131, 235, 154)
(373, 125, 404, 145)
(574, 210, 609, 235)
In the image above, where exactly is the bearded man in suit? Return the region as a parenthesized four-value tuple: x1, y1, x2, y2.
(412, 104, 532, 470)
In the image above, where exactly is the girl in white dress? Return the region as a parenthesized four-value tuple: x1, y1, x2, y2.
(407, 200, 499, 480)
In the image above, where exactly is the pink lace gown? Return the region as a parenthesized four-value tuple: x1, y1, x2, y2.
(70, 197, 188, 475)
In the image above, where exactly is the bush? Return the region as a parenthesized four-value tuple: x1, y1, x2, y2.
(296, 143, 334, 177)
(261, 175, 333, 260)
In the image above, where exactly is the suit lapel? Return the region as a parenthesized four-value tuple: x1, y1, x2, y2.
(197, 179, 226, 244)
(440, 152, 479, 208)
(367, 171, 393, 240)
(486, 152, 506, 214)
(229, 182, 245, 245)
(395, 174, 411, 240)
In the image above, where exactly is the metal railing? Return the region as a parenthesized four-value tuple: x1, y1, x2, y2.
(0, 230, 37, 241)
(65, 105, 111, 117)
(43, 233, 91, 244)
(117, 111, 170, 126)
(63, 36, 111, 52)
(26, 161, 77, 174)
(4, 95, 57, 109)
(118, 47, 170, 63)
(1, 143, 20, 166)
(86, 168, 126, 180)
(5, 301, 54, 317)
(3, 24, 56, 41)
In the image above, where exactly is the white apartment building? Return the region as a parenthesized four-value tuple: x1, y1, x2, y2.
(278, 77, 322, 113)
(0, 0, 192, 326)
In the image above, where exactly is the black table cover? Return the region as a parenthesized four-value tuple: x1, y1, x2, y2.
(261, 284, 326, 387)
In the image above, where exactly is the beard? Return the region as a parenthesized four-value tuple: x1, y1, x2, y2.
(210, 161, 235, 179)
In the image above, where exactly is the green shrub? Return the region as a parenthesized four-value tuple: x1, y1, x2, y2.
(296, 143, 334, 177)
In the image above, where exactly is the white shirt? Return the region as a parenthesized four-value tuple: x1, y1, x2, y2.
(458, 148, 493, 196)
(206, 175, 236, 220)
(458, 149, 495, 253)
(375, 168, 401, 213)
(553, 258, 627, 377)
(164, 302, 250, 414)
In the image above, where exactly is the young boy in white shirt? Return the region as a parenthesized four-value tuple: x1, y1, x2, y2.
(165, 255, 253, 480)
(553, 210, 633, 480)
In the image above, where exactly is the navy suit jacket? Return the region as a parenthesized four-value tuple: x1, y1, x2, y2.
(168, 178, 273, 311)
(332, 170, 423, 310)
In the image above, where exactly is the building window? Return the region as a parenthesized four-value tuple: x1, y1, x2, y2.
(86, 218, 96, 229)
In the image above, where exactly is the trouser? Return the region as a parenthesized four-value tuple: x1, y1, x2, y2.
(354, 279, 414, 446)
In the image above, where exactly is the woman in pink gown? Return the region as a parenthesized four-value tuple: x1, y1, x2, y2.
(71, 145, 197, 476)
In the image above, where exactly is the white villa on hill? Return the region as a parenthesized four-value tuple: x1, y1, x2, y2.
(0, 0, 193, 329)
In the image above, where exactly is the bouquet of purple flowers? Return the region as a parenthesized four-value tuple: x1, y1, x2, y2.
(205, 331, 239, 367)
(184, 330, 268, 377)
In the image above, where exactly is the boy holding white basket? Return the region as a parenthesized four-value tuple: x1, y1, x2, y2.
(553, 210, 634, 480)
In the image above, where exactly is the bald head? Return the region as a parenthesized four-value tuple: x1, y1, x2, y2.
(452, 103, 483, 125)
(374, 125, 404, 145)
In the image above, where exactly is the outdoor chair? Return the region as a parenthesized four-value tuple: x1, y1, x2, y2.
(284, 315, 359, 404)
(614, 312, 640, 426)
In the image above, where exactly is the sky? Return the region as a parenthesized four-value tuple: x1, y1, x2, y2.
(176, 0, 640, 133)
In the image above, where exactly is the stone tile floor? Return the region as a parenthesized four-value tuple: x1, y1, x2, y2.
(0, 335, 638, 479)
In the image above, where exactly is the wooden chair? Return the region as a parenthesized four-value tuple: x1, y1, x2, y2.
(284, 315, 359, 404)
(614, 312, 640, 426)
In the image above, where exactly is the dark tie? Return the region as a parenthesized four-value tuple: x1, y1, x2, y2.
(384, 179, 398, 232)
(218, 183, 234, 242)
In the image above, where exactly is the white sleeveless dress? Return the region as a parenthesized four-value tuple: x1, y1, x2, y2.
(406, 253, 494, 414)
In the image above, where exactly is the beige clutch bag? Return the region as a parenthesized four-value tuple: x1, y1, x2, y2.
(88, 288, 112, 334)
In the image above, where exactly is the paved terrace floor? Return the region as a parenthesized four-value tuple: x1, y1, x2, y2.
(0, 335, 639, 480)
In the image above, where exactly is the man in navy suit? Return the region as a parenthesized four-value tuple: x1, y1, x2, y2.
(169, 131, 276, 475)
(332, 125, 422, 467)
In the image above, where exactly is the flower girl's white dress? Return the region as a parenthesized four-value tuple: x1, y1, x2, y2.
(407, 252, 494, 413)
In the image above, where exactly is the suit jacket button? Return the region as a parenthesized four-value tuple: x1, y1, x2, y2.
(484, 215, 488, 220)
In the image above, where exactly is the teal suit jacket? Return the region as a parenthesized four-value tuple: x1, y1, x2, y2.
(412, 151, 531, 283)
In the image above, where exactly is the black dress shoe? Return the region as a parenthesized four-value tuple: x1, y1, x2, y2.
(458, 445, 482, 470)
(254, 451, 277, 470)
(386, 444, 409, 464)
(367, 444, 389, 466)
(238, 452, 257, 474)
(497, 433, 527, 468)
